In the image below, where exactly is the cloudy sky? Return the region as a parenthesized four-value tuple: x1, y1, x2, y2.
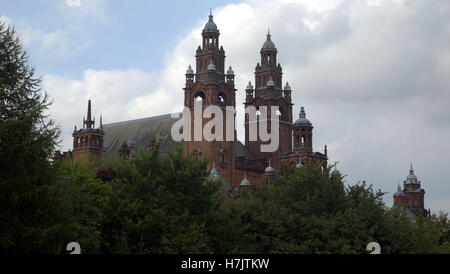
(1, 0, 449, 213)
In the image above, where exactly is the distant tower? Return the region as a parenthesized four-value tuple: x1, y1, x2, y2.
(183, 11, 236, 185)
(292, 107, 313, 155)
(244, 31, 293, 170)
(72, 100, 104, 161)
(393, 164, 428, 217)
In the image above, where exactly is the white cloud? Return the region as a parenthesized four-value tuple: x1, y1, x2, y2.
(1, 15, 92, 58)
(55, 0, 108, 22)
(45, 0, 450, 213)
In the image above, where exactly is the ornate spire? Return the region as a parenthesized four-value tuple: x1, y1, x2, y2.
(227, 66, 234, 75)
(83, 99, 95, 129)
(87, 99, 92, 121)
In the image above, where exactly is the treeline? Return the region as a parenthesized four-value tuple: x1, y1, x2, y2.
(1, 21, 449, 254)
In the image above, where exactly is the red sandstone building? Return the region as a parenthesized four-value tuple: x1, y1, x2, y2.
(393, 164, 430, 218)
(58, 12, 329, 192)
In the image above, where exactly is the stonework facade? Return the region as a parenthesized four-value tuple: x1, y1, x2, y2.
(61, 12, 328, 193)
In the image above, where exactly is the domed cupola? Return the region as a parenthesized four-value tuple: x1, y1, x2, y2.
(405, 163, 418, 184)
(284, 82, 291, 91)
(186, 64, 194, 75)
(202, 11, 219, 34)
(246, 81, 254, 90)
(209, 162, 221, 181)
(294, 107, 312, 126)
(261, 30, 277, 52)
(240, 172, 251, 187)
(393, 184, 404, 197)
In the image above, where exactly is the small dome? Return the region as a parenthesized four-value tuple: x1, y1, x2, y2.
(227, 66, 234, 75)
(265, 159, 275, 173)
(203, 12, 219, 34)
(405, 164, 419, 183)
(261, 31, 277, 51)
(294, 107, 312, 126)
(209, 162, 221, 181)
(266, 76, 275, 87)
(393, 184, 404, 196)
(207, 60, 216, 71)
(240, 173, 251, 186)
(246, 81, 253, 90)
(284, 82, 291, 91)
(186, 65, 194, 75)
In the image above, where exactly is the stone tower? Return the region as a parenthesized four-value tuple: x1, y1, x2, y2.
(292, 107, 313, 155)
(72, 100, 104, 161)
(183, 12, 236, 185)
(244, 31, 293, 170)
(393, 164, 429, 217)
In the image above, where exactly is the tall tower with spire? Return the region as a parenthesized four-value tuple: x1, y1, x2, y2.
(244, 31, 293, 170)
(183, 12, 236, 185)
(72, 100, 105, 161)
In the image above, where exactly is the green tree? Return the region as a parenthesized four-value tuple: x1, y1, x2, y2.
(0, 21, 107, 254)
(99, 145, 251, 254)
(230, 162, 450, 254)
(0, 21, 61, 253)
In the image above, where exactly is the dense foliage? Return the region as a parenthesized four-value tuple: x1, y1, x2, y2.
(1, 21, 449, 254)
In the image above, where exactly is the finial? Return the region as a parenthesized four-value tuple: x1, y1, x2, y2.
(100, 114, 103, 129)
(210, 8, 212, 16)
(299, 107, 306, 118)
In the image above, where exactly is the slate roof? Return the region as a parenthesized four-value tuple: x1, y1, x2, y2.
(102, 113, 181, 156)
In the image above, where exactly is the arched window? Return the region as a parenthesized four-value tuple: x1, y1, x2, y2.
(194, 91, 206, 103)
(301, 136, 305, 144)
